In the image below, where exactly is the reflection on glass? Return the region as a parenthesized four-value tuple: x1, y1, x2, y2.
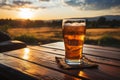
(23, 48, 30, 60)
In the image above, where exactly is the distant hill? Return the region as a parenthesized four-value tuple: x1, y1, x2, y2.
(86, 15, 120, 21)
(54, 15, 120, 21)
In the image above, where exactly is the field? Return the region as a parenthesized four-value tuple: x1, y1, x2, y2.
(8, 27, 62, 44)
(8, 27, 120, 47)
(8, 27, 61, 39)
(86, 28, 120, 40)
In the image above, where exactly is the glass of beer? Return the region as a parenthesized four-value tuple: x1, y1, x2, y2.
(62, 18, 86, 65)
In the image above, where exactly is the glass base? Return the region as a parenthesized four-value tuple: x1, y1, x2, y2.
(56, 56, 98, 69)
(65, 57, 98, 67)
(65, 59, 83, 65)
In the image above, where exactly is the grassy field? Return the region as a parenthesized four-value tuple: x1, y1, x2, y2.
(8, 27, 61, 38)
(86, 28, 120, 40)
(8, 27, 62, 44)
(7, 27, 120, 47)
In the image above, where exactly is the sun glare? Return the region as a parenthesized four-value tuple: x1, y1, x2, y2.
(19, 8, 34, 19)
(23, 48, 30, 60)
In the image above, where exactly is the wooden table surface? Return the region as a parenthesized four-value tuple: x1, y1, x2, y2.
(0, 42, 120, 80)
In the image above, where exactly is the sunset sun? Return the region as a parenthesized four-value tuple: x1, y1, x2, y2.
(19, 8, 34, 19)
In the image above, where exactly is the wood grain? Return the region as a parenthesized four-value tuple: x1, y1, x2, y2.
(0, 42, 120, 80)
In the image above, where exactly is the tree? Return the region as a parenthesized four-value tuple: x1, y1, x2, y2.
(97, 17, 106, 27)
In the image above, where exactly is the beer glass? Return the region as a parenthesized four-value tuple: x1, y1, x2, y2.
(62, 18, 86, 65)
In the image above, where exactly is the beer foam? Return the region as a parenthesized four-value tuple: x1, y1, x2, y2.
(64, 22, 86, 26)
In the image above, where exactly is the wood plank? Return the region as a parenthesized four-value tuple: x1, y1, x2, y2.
(0, 64, 37, 80)
(29, 46, 120, 77)
(84, 44, 120, 52)
(2, 47, 120, 80)
(41, 42, 120, 51)
(2, 48, 89, 80)
(29, 46, 120, 67)
(0, 53, 81, 80)
(40, 42, 120, 60)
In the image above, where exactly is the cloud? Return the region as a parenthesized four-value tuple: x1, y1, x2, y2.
(63, 0, 85, 9)
(64, 0, 120, 10)
(0, 0, 63, 10)
(0, 0, 120, 12)
(13, 1, 32, 6)
(0, 0, 33, 10)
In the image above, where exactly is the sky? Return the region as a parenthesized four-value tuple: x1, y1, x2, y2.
(0, 0, 120, 20)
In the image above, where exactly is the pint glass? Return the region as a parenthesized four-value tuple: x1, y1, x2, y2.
(62, 18, 86, 65)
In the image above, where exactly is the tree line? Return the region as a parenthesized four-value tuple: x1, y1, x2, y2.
(0, 19, 61, 28)
(87, 17, 120, 28)
(0, 17, 120, 29)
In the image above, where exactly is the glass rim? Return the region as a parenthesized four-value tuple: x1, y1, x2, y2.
(63, 18, 86, 21)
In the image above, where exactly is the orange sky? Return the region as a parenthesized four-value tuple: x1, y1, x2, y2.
(0, 0, 120, 20)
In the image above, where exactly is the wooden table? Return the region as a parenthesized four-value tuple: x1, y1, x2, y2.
(0, 42, 120, 80)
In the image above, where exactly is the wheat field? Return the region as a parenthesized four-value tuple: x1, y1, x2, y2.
(86, 28, 120, 40)
(8, 27, 120, 40)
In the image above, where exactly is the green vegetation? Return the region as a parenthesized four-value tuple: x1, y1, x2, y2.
(98, 35, 120, 47)
(85, 35, 120, 48)
(0, 25, 11, 33)
(87, 17, 120, 28)
(0, 19, 62, 28)
(12, 30, 63, 45)
(13, 35, 39, 45)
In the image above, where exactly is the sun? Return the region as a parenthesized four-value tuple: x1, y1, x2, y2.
(19, 8, 34, 19)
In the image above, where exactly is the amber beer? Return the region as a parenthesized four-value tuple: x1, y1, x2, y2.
(62, 19, 86, 65)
